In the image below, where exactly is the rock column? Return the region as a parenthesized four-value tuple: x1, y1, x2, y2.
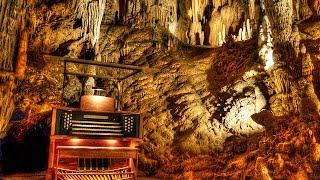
(264, 0, 303, 115)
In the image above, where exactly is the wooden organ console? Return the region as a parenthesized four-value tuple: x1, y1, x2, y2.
(46, 105, 142, 180)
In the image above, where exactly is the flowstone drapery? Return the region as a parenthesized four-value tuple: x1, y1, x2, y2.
(0, 82, 15, 138)
(0, 0, 27, 71)
(310, 0, 320, 15)
(0, 0, 30, 138)
(71, 0, 106, 46)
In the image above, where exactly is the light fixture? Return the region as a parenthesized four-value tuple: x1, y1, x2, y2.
(105, 139, 118, 145)
(80, 87, 115, 111)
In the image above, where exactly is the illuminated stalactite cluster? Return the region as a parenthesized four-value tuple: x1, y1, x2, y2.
(185, 0, 255, 46)
(114, 0, 178, 28)
(100, 0, 256, 46)
(71, 0, 106, 47)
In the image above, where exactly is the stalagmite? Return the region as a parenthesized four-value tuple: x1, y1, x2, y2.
(231, 19, 253, 42)
(218, 32, 223, 46)
(290, 24, 300, 58)
(301, 44, 313, 82)
(222, 24, 226, 43)
(237, 28, 242, 41)
(241, 23, 246, 40)
(200, 31, 205, 45)
(246, 19, 252, 39)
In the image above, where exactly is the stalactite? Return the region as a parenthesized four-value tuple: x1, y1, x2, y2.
(248, 0, 256, 20)
(291, 81, 302, 114)
(71, 0, 106, 95)
(15, 29, 28, 80)
(208, 2, 249, 46)
(310, 0, 320, 16)
(71, 0, 106, 46)
(237, 28, 242, 41)
(0, 34, 15, 70)
(217, 23, 226, 46)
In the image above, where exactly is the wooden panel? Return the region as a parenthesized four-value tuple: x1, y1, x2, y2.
(51, 108, 57, 135)
(57, 146, 138, 159)
(51, 136, 143, 142)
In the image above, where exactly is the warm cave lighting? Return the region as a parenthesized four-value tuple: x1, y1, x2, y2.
(169, 21, 177, 35)
(264, 49, 274, 70)
(93, 88, 107, 96)
(91, 95, 107, 103)
(70, 138, 82, 144)
(105, 139, 118, 145)
(80, 91, 115, 112)
(260, 44, 274, 70)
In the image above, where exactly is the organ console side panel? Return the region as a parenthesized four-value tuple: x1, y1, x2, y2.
(46, 107, 142, 180)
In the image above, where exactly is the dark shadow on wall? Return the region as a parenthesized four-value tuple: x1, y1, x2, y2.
(0, 113, 51, 173)
(206, 38, 259, 94)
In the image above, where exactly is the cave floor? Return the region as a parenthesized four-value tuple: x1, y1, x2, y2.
(0, 172, 162, 180)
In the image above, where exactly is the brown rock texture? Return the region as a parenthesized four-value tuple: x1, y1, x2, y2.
(156, 112, 320, 179)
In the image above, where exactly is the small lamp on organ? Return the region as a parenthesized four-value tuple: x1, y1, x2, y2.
(80, 88, 115, 112)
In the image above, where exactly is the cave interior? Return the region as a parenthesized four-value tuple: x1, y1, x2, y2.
(1, 0, 320, 179)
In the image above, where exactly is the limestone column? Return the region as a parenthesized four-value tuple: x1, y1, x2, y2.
(263, 0, 302, 115)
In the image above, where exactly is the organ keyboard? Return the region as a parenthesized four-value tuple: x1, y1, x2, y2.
(46, 107, 142, 180)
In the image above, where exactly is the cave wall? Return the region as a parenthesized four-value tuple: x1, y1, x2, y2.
(1, 0, 320, 178)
